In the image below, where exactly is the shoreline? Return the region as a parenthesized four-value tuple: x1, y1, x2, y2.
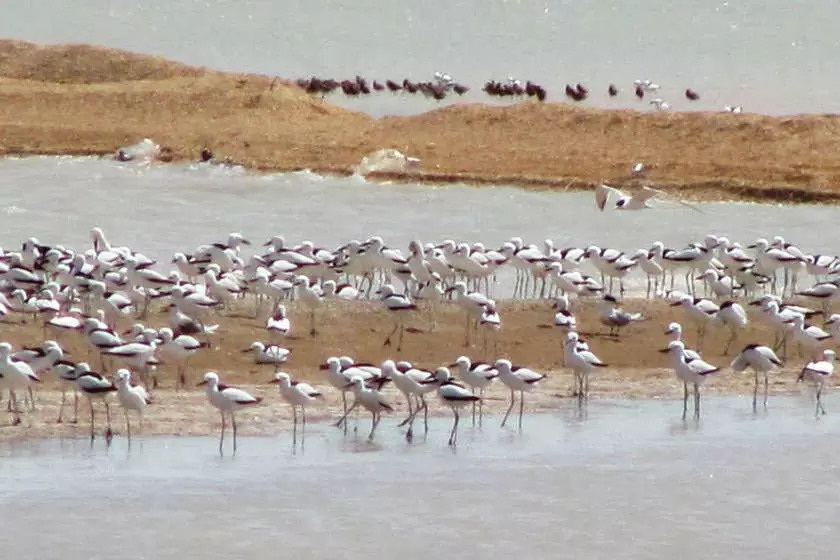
(3, 40, 840, 204)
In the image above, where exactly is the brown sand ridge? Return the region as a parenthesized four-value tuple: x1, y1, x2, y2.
(2, 39, 840, 203)
(0, 299, 825, 441)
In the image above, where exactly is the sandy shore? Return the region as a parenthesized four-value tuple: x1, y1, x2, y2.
(0, 298, 825, 440)
(2, 40, 840, 203)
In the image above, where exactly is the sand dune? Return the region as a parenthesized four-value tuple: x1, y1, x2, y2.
(2, 40, 840, 203)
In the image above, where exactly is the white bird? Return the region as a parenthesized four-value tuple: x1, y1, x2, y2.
(0, 342, 40, 424)
(595, 184, 701, 212)
(494, 359, 546, 429)
(565, 331, 608, 402)
(786, 315, 831, 357)
(663, 322, 702, 360)
(659, 340, 720, 419)
(716, 300, 749, 354)
(673, 295, 720, 350)
(157, 327, 207, 388)
(798, 349, 835, 416)
(437, 368, 480, 446)
(198, 372, 262, 454)
(269, 371, 322, 446)
(266, 303, 291, 339)
(730, 344, 782, 411)
(74, 362, 117, 440)
(115, 369, 151, 443)
(337, 376, 393, 441)
(452, 355, 498, 425)
(244, 341, 290, 368)
(375, 284, 418, 351)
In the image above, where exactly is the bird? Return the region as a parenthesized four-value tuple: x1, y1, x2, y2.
(659, 340, 720, 419)
(269, 371, 322, 446)
(198, 372, 262, 454)
(798, 349, 835, 416)
(337, 376, 393, 441)
(685, 88, 700, 101)
(266, 303, 291, 339)
(0, 342, 40, 424)
(494, 359, 546, 429)
(565, 331, 607, 402)
(595, 184, 702, 212)
(375, 284, 418, 351)
(730, 344, 782, 411)
(74, 362, 117, 441)
(436, 368, 479, 446)
(243, 341, 290, 369)
(157, 327, 207, 389)
(114, 369, 151, 443)
(597, 294, 644, 336)
(716, 300, 749, 354)
(451, 355, 498, 426)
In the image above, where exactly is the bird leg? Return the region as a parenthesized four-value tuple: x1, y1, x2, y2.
(219, 411, 226, 455)
(501, 389, 515, 427)
(232, 412, 238, 453)
(105, 401, 113, 442)
(449, 409, 460, 446)
(518, 390, 525, 430)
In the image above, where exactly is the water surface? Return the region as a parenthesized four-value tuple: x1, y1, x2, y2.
(1, 397, 838, 559)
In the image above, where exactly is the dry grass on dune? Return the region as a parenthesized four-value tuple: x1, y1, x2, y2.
(2, 40, 840, 203)
(0, 297, 826, 440)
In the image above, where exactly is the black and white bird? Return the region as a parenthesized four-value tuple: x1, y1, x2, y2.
(730, 344, 783, 411)
(436, 368, 480, 446)
(798, 349, 835, 416)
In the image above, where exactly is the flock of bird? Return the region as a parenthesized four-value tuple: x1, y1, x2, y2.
(295, 73, 744, 112)
(0, 215, 838, 453)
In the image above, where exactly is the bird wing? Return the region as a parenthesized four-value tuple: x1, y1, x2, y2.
(639, 186, 704, 213)
(595, 184, 623, 211)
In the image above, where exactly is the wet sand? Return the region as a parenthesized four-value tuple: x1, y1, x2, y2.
(3, 40, 840, 203)
(0, 298, 823, 440)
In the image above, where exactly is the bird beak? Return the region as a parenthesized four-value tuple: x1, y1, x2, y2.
(268, 378, 280, 384)
(242, 239, 251, 245)
(318, 363, 329, 370)
(447, 362, 459, 368)
(241, 348, 252, 353)
(262, 240, 272, 247)
(669, 301, 681, 307)
(748, 300, 761, 306)
(196, 380, 207, 386)
(658, 348, 670, 353)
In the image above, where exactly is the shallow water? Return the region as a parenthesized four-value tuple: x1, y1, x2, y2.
(2, 0, 837, 116)
(1, 396, 838, 559)
(1, 156, 839, 296)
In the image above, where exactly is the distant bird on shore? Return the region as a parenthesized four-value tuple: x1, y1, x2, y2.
(635, 85, 644, 99)
(608, 84, 618, 97)
(685, 88, 700, 101)
(650, 98, 670, 111)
